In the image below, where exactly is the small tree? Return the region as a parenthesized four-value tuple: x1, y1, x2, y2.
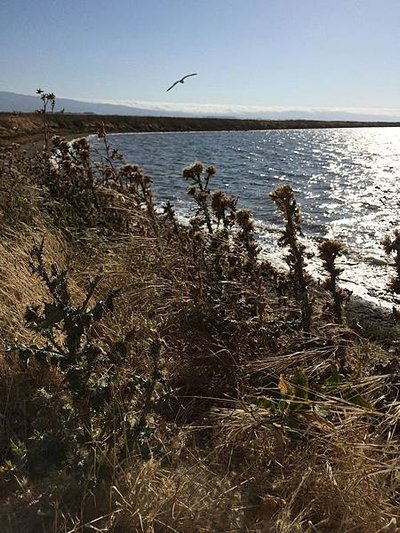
(36, 88, 56, 151)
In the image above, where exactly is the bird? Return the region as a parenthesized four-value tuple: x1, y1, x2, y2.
(166, 73, 197, 92)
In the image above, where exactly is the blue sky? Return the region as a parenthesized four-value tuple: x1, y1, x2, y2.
(1, 0, 399, 119)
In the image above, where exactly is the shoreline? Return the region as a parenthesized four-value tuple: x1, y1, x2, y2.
(345, 294, 399, 345)
(1, 112, 400, 148)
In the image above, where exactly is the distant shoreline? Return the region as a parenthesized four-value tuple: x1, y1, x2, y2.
(1, 112, 400, 147)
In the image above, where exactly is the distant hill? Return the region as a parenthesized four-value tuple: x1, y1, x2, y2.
(0, 91, 175, 116)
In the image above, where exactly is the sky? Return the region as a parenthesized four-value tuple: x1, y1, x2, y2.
(1, 0, 399, 119)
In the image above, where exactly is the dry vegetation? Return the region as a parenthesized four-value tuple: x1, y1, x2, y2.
(0, 130, 399, 533)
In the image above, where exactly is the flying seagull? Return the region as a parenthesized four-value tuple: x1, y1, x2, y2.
(166, 73, 198, 92)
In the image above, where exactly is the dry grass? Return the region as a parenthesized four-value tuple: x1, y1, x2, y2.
(0, 139, 398, 532)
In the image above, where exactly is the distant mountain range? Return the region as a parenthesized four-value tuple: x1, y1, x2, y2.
(1, 91, 400, 122)
(0, 91, 171, 117)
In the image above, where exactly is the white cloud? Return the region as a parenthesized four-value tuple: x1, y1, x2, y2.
(65, 96, 400, 121)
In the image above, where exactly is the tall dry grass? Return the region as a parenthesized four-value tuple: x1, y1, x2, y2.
(0, 136, 398, 532)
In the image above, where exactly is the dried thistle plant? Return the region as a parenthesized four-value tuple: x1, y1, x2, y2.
(270, 184, 312, 331)
(211, 189, 237, 230)
(382, 230, 400, 294)
(235, 208, 259, 263)
(319, 239, 346, 323)
(183, 161, 216, 234)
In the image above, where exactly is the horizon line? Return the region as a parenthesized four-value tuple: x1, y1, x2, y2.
(71, 96, 400, 119)
(2, 90, 400, 120)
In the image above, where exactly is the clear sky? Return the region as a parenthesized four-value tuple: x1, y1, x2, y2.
(1, 0, 399, 117)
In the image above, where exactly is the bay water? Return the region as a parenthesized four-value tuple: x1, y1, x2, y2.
(89, 128, 400, 309)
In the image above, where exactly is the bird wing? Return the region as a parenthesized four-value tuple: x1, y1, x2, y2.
(166, 80, 180, 92)
(167, 73, 198, 91)
(181, 73, 198, 81)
